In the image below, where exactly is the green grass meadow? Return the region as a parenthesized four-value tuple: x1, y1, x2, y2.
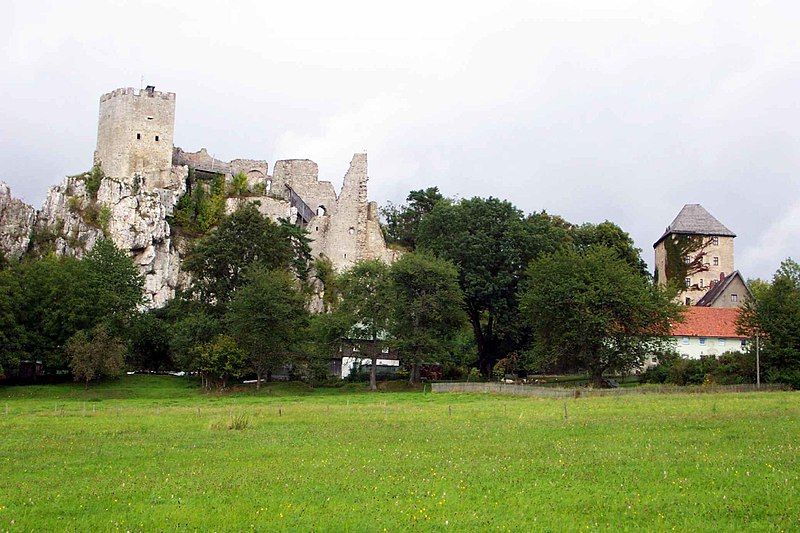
(1, 376, 798, 531)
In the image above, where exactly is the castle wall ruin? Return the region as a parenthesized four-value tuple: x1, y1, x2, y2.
(0, 86, 397, 307)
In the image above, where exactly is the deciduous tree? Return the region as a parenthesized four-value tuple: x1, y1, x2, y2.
(739, 258, 800, 388)
(337, 260, 392, 390)
(183, 204, 298, 305)
(417, 198, 571, 376)
(66, 326, 126, 389)
(520, 246, 681, 386)
(387, 252, 465, 384)
(225, 268, 308, 387)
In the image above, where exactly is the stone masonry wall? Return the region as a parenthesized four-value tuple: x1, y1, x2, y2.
(95, 87, 175, 184)
(655, 235, 735, 305)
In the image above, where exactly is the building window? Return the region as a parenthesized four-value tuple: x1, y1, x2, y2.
(699, 279, 704, 288)
(719, 338, 726, 346)
(682, 337, 689, 345)
(731, 294, 738, 303)
(348, 227, 355, 235)
(741, 340, 747, 348)
(315, 226, 319, 232)
(684, 277, 691, 288)
(699, 338, 706, 345)
(265, 179, 272, 193)
(712, 237, 719, 245)
(713, 257, 719, 266)
(685, 297, 691, 306)
(155, 135, 159, 141)
(317, 205, 327, 216)
(136, 133, 141, 140)
(381, 346, 390, 354)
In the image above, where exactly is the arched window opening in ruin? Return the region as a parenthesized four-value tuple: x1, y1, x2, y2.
(155, 135, 159, 141)
(265, 179, 272, 193)
(348, 227, 355, 235)
(317, 205, 327, 217)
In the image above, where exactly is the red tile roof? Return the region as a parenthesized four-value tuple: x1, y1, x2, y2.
(671, 307, 747, 339)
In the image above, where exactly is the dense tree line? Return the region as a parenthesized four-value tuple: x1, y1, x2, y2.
(4, 188, 798, 390)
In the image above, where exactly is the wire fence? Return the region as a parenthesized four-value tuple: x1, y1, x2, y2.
(430, 381, 790, 398)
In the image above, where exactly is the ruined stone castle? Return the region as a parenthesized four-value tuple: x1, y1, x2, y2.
(0, 86, 396, 306)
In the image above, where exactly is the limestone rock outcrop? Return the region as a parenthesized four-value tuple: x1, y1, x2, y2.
(2, 167, 188, 307)
(0, 181, 36, 259)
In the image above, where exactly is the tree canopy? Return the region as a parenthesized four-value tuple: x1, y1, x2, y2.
(520, 246, 681, 385)
(381, 187, 447, 249)
(183, 204, 305, 306)
(739, 258, 800, 388)
(336, 259, 392, 390)
(225, 267, 309, 387)
(387, 252, 466, 383)
(417, 197, 571, 375)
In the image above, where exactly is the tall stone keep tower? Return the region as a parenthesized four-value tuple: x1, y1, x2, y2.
(654, 204, 736, 305)
(94, 86, 175, 183)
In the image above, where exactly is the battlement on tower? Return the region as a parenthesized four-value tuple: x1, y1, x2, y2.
(99, 87, 176, 103)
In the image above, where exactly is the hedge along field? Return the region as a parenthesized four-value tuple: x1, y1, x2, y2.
(1, 377, 798, 531)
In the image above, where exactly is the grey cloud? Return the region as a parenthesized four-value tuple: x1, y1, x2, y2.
(2, 0, 798, 278)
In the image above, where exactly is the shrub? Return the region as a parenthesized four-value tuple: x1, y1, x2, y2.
(85, 165, 104, 198)
(211, 414, 249, 431)
(229, 172, 249, 196)
(98, 205, 112, 234)
(67, 196, 82, 214)
(66, 326, 126, 389)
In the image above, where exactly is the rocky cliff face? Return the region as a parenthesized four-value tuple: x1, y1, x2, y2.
(1, 167, 189, 307)
(0, 182, 36, 259)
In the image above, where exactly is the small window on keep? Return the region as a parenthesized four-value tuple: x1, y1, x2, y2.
(136, 133, 141, 140)
(712, 237, 719, 245)
(155, 135, 159, 141)
(731, 294, 738, 303)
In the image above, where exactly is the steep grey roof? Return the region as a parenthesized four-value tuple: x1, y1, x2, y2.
(696, 270, 752, 307)
(654, 204, 735, 247)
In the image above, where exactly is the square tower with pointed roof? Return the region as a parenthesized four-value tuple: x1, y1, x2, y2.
(654, 204, 736, 305)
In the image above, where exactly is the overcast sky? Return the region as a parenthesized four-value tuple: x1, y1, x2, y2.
(2, 1, 798, 278)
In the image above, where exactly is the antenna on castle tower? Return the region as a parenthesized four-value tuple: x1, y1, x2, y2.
(140, 75, 144, 90)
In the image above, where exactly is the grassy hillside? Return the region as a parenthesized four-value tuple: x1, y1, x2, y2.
(1, 376, 797, 530)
